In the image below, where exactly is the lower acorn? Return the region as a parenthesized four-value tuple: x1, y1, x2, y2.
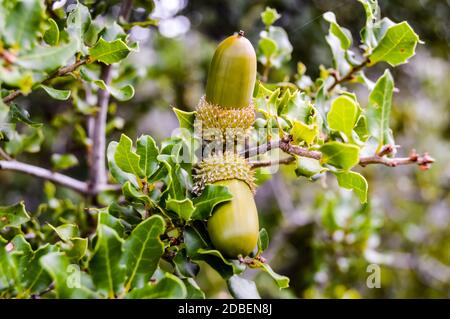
(194, 152, 259, 258)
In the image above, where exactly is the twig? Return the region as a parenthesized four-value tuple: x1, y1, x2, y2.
(359, 149, 434, 170)
(239, 140, 280, 158)
(88, 64, 112, 191)
(0, 159, 120, 195)
(249, 156, 296, 169)
(88, 0, 134, 193)
(2, 59, 88, 104)
(0, 146, 12, 161)
(327, 58, 369, 92)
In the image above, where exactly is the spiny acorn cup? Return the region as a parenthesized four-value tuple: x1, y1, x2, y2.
(196, 31, 257, 138)
(193, 152, 259, 258)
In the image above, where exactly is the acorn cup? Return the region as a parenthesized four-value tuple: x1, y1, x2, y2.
(196, 31, 257, 141)
(193, 152, 259, 258)
(194, 32, 260, 259)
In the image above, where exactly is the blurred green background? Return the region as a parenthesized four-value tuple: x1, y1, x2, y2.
(1, 0, 449, 298)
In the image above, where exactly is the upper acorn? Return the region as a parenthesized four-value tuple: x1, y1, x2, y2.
(205, 31, 257, 109)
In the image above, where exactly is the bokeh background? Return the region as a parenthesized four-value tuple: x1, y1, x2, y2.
(1, 0, 449, 298)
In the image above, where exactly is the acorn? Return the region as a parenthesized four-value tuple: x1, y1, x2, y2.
(193, 152, 259, 258)
(196, 31, 257, 138)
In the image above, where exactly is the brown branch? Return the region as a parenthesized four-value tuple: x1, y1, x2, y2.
(2, 59, 88, 104)
(359, 149, 434, 170)
(0, 146, 12, 161)
(249, 156, 296, 169)
(328, 57, 369, 92)
(88, 0, 134, 193)
(0, 159, 120, 195)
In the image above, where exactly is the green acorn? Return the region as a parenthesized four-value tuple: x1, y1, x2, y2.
(196, 31, 257, 137)
(193, 152, 259, 258)
(205, 30, 257, 109)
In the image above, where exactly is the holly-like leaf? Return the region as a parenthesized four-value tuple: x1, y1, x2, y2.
(136, 135, 159, 178)
(51, 153, 79, 170)
(121, 215, 165, 290)
(2, 0, 45, 49)
(184, 226, 245, 279)
(107, 141, 139, 188)
(327, 95, 359, 142)
(39, 85, 71, 101)
(295, 157, 327, 179)
(88, 38, 134, 65)
(367, 69, 394, 150)
(368, 21, 420, 66)
(333, 171, 368, 203)
(114, 134, 144, 178)
(122, 181, 153, 206)
(0, 202, 30, 228)
(191, 185, 233, 220)
(258, 262, 290, 289)
(16, 40, 79, 71)
(40, 252, 97, 298)
(323, 11, 352, 50)
(291, 120, 317, 145)
(227, 275, 261, 299)
(126, 273, 186, 299)
(48, 223, 79, 241)
(184, 278, 205, 299)
(320, 142, 359, 170)
(89, 225, 125, 298)
(5, 128, 44, 156)
(93, 80, 135, 101)
(173, 108, 196, 132)
(66, 2, 91, 50)
(43, 18, 60, 46)
(166, 198, 195, 221)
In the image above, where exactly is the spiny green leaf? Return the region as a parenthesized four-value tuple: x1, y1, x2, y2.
(166, 198, 195, 221)
(0, 202, 30, 228)
(2, 0, 45, 49)
(89, 38, 134, 65)
(93, 80, 135, 101)
(320, 142, 360, 170)
(191, 185, 233, 220)
(43, 18, 60, 46)
(334, 171, 368, 203)
(16, 40, 79, 71)
(122, 181, 153, 206)
(367, 69, 394, 150)
(327, 95, 359, 142)
(173, 108, 196, 132)
(89, 225, 125, 298)
(136, 135, 159, 178)
(40, 252, 97, 298)
(258, 262, 290, 289)
(295, 157, 327, 179)
(125, 273, 186, 299)
(39, 85, 71, 101)
(114, 134, 144, 178)
(121, 215, 165, 290)
(107, 141, 140, 188)
(48, 223, 79, 241)
(291, 120, 318, 145)
(323, 11, 352, 50)
(368, 21, 420, 66)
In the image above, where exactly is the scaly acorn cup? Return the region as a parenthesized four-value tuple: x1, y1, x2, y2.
(196, 31, 257, 139)
(193, 152, 259, 258)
